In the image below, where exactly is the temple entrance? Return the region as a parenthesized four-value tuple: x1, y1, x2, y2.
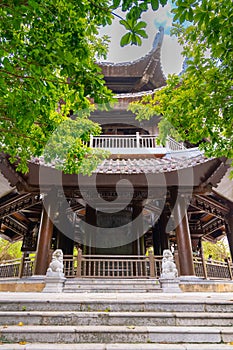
(94, 210, 134, 255)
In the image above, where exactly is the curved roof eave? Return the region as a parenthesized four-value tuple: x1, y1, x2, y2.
(24, 155, 228, 191)
(100, 26, 165, 68)
(98, 27, 166, 92)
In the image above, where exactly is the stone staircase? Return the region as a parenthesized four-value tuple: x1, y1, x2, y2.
(63, 278, 162, 293)
(0, 291, 232, 349)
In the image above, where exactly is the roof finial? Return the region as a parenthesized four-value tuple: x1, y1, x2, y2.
(152, 26, 164, 49)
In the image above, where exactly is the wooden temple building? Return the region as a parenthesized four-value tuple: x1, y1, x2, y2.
(0, 27, 232, 279)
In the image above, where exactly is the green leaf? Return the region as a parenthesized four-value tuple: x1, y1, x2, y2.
(128, 7, 141, 20)
(151, 0, 159, 11)
(120, 32, 131, 46)
(134, 21, 147, 31)
(188, 8, 194, 21)
(111, 0, 121, 9)
(122, 0, 133, 11)
(130, 33, 138, 45)
(119, 19, 132, 30)
(136, 29, 148, 39)
(135, 35, 142, 45)
(139, 2, 148, 11)
(179, 11, 187, 24)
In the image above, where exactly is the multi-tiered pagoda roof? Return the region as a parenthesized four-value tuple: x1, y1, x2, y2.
(0, 27, 231, 251)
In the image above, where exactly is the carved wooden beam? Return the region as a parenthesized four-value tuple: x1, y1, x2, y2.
(190, 194, 229, 220)
(0, 193, 41, 220)
(189, 221, 202, 234)
(189, 217, 225, 239)
(1, 215, 29, 236)
(201, 217, 225, 237)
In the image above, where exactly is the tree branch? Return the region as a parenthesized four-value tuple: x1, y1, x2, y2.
(0, 127, 46, 144)
(0, 69, 81, 86)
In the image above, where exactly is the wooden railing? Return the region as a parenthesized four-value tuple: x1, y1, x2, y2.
(63, 251, 163, 279)
(0, 255, 35, 278)
(90, 133, 186, 152)
(0, 258, 20, 278)
(0, 253, 232, 280)
(193, 256, 233, 280)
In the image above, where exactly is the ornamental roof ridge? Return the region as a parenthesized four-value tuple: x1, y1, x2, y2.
(99, 27, 164, 68)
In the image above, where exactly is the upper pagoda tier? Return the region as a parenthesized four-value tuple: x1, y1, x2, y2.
(99, 27, 166, 93)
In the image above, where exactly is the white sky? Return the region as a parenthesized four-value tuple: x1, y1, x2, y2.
(100, 4, 184, 77)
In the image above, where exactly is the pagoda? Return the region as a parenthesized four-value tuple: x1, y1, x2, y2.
(0, 27, 232, 279)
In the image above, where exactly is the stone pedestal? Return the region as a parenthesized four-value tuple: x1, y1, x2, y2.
(42, 249, 66, 292)
(159, 249, 182, 293)
(43, 271, 66, 293)
(159, 277, 181, 293)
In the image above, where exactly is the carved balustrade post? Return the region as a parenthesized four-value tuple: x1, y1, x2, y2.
(18, 252, 27, 278)
(149, 251, 155, 278)
(227, 259, 233, 280)
(201, 252, 208, 279)
(77, 248, 82, 277)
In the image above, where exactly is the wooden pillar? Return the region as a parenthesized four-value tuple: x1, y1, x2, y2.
(57, 231, 74, 256)
(191, 238, 200, 253)
(56, 201, 74, 256)
(140, 235, 145, 255)
(174, 194, 195, 276)
(152, 211, 169, 256)
(85, 204, 97, 254)
(152, 221, 161, 255)
(34, 200, 54, 275)
(159, 210, 169, 252)
(226, 210, 233, 261)
(132, 202, 143, 255)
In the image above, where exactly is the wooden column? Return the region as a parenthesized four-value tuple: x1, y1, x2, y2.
(159, 210, 169, 252)
(226, 210, 233, 261)
(191, 238, 200, 253)
(152, 221, 161, 255)
(85, 204, 97, 254)
(174, 194, 195, 276)
(56, 201, 74, 256)
(132, 202, 143, 255)
(34, 199, 54, 275)
(152, 211, 169, 256)
(140, 235, 145, 255)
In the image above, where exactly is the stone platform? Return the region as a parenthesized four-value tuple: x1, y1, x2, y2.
(0, 291, 232, 349)
(0, 277, 233, 293)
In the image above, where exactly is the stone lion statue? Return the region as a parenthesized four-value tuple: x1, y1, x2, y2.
(161, 249, 178, 279)
(47, 249, 64, 273)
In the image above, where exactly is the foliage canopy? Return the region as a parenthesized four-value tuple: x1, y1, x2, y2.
(0, 238, 22, 261)
(2, 0, 231, 175)
(0, 0, 167, 174)
(129, 0, 233, 174)
(202, 239, 230, 262)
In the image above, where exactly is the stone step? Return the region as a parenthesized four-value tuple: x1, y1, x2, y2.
(0, 325, 232, 344)
(64, 288, 162, 293)
(1, 299, 232, 312)
(1, 311, 233, 327)
(63, 279, 162, 292)
(65, 278, 159, 284)
(0, 344, 233, 350)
